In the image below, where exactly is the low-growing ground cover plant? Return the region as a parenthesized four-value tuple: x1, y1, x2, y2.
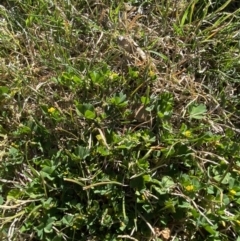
(0, 0, 240, 240)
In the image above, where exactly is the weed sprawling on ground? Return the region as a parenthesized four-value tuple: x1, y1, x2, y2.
(0, 0, 240, 240)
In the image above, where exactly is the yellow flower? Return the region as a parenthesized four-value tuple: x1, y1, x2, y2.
(182, 130, 192, 138)
(109, 72, 118, 80)
(185, 185, 194, 191)
(48, 107, 55, 113)
(235, 220, 240, 226)
(229, 189, 236, 196)
(11, 143, 19, 148)
(214, 140, 220, 146)
(148, 70, 156, 77)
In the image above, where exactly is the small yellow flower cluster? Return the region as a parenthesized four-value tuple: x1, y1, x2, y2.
(229, 189, 236, 196)
(185, 185, 194, 192)
(48, 107, 56, 113)
(182, 130, 192, 138)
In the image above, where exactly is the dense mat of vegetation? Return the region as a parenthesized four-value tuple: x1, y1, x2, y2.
(1, 0, 240, 240)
